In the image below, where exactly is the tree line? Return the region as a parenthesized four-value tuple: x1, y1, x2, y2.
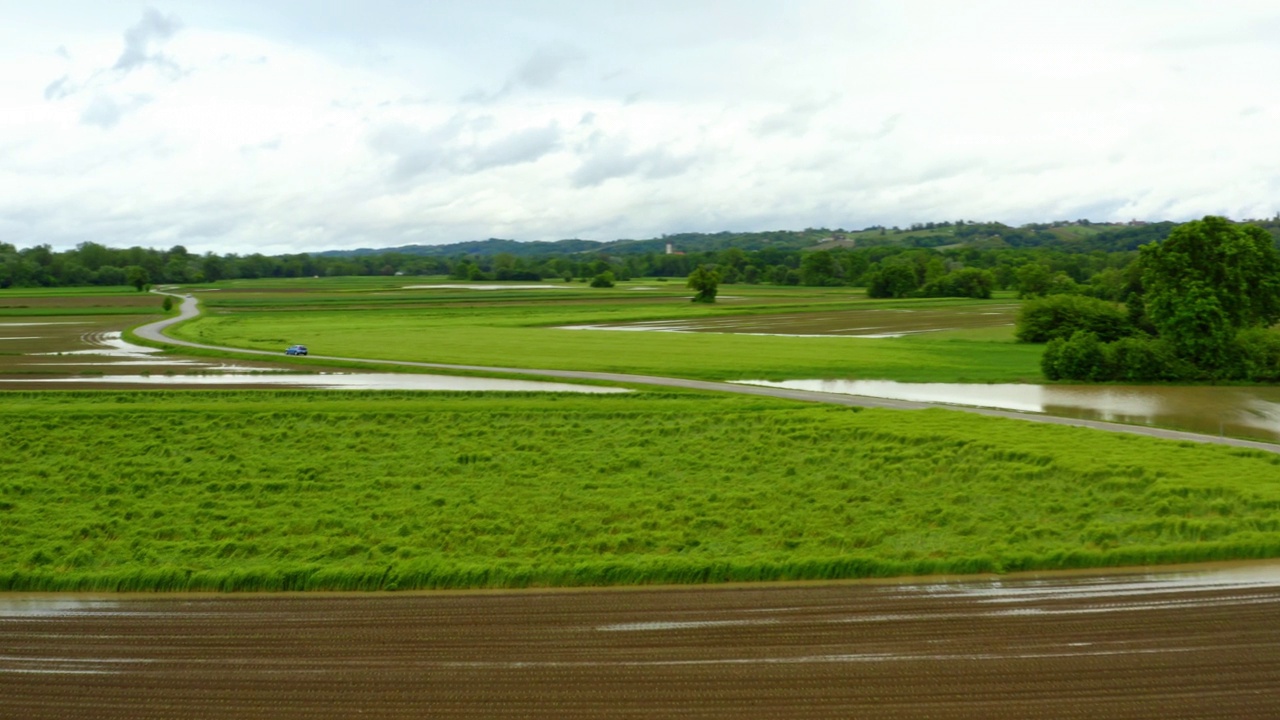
(5, 218, 1278, 305)
(1, 239, 1141, 297)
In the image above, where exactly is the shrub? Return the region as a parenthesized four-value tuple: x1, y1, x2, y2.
(1041, 330, 1108, 381)
(1105, 336, 1185, 382)
(687, 265, 720, 303)
(590, 272, 616, 288)
(1016, 294, 1134, 344)
(919, 268, 995, 299)
(1226, 328, 1280, 381)
(866, 264, 918, 298)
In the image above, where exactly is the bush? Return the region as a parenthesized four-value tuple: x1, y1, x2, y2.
(919, 268, 995, 299)
(866, 264, 918, 298)
(1226, 328, 1280, 381)
(1016, 294, 1135, 344)
(687, 265, 720, 303)
(1105, 336, 1186, 382)
(590, 272, 615, 288)
(1041, 330, 1108, 381)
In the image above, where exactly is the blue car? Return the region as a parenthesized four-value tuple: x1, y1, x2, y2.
(285, 344, 308, 356)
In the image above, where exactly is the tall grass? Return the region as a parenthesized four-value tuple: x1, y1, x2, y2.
(2, 391, 1278, 591)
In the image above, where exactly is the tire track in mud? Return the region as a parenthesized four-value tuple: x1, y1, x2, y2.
(4, 568, 1280, 719)
(136, 292, 1280, 454)
(76, 329, 112, 347)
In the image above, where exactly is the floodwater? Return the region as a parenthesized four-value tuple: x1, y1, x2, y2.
(403, 283, 577, 290)
(560, 305, 1017, 338)
(3, 371, 628, 392)
(734, 378, 1280, 443)
(0, 325, 624, 393)
(4, 563, 1280, 718)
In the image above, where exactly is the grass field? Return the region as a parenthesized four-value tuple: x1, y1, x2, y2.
(168, 278, 1043, 382)
(3, 391, 1279, 592)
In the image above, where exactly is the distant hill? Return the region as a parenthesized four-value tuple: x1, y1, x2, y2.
(317, 238, 603, 258)
(316, 220, 1202, 258)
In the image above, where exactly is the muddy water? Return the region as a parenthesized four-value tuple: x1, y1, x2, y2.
(561, 305, 1018, 338)
(4, 563, 1280, 718)
(3, 372, 629, 392)
(735, 379, 1280, 443)
(0, 324, 624, 393)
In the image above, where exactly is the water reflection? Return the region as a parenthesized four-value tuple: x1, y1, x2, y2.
(0, 372, 630, 392)
(733, 379, 1280, 443)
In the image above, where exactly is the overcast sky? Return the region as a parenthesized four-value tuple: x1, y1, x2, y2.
(3, 1, 1279, 254)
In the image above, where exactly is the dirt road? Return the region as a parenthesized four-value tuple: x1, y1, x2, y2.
(4, 566, 1279, 719)
(136, 292, 1280, 454)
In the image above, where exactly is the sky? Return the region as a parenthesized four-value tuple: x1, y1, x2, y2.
(2, 1, 1279, 255)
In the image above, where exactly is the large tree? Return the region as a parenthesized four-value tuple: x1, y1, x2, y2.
(687, 265, 720, 303)
(1138, 216, 1280, 367)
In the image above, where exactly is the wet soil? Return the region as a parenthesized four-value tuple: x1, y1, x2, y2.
(0, 317, 310, 386)
(560, 305, 1018, 337)
(4, 567, 1279, 719)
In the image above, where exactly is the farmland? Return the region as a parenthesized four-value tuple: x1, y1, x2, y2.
(168, 278, 1043, 383)
(3, 280, 1280, 593)
(3, 390, 1280, 592)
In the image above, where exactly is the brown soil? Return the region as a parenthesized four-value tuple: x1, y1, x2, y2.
(0, 295, 161, 309)
(4, 574, 1279, 719)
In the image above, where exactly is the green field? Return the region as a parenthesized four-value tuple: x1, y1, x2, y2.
(3, 391, 1279, 592)
(169, 278, 1043, 382)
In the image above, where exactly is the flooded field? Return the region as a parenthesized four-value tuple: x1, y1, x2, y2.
(561, 304, 1017, 338)
(736, 379, 1280, 443)
(4, 563, 1279, 718)
(0, 320, 624, 393)
(403, 283, 578, 290)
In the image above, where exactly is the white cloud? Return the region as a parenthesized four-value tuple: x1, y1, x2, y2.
(2, 1, 1280, 254)
(114, 7, 182, 72)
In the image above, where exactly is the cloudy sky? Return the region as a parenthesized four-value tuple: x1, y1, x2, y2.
(3, 1, 1279, 254)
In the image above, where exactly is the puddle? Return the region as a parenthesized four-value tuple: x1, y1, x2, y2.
(597, 619, 778, 632)
(733, 379, 1280, 442)
(33, 331, 166, 361)
(0, 599, 123, 618)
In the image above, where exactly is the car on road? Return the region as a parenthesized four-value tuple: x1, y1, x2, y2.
(285, 345, 308, 356)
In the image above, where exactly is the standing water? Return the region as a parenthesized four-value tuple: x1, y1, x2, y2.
(732, 379, 1280, 443)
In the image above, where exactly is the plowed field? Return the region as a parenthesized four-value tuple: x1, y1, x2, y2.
(4, 565, 1279, 719)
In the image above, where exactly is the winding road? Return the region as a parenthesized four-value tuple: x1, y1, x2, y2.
(137, 291, 1280, 454)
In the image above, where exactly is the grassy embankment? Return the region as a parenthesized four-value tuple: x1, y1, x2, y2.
(2, 391, 1279, 592)
(168, 278, 1043, 383)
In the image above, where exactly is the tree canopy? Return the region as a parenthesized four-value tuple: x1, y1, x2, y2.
(687, 265, 720, 303)
(1033, 216, 1280, 381)
(1139, 215, 1280, 367)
